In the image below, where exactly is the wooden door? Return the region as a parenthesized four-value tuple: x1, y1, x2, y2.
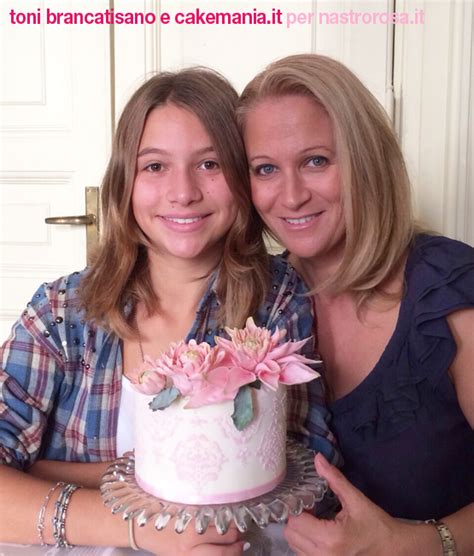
(0, 0, 113, 338)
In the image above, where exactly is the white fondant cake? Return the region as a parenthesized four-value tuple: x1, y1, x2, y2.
(134, 385, 287, 505)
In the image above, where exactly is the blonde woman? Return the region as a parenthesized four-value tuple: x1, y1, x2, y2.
(240, 54, 474, 555)
(0, 68, 339, 554)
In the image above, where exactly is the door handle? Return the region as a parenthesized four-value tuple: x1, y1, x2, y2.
(45, 214, 96, 225)
(45, 187, 99, 265)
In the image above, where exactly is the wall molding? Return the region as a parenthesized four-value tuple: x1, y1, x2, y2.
(394, 0, 473, 245)
(0, 125, 71, 135)
(443, 1, 473, 242)
(146, 0, 160, 75)
(0, 0, 46, 106)
(1, 310, 24, 319)
(0, 171, 74, 186)
(0, 263, 73, 278)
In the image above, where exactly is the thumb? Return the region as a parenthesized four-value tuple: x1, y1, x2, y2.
(315, 453, 364, 510)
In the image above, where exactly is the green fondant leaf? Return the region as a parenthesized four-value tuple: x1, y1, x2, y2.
(149, 387, 180, 411)
(231, 385, 254, 431)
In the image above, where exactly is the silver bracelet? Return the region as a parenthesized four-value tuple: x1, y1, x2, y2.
(128, 518, 139, 551)
(52, 483, 82, 548)
(37, 482, 65, 546)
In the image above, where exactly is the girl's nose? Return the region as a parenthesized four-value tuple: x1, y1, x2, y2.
(166, 168, 203, 205)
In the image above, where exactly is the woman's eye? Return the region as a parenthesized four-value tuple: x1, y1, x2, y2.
(307, 156, 328, 168)
(255, 164, 276, 176)
(144, 162, 163, 173)
(199, 160, 219, 170)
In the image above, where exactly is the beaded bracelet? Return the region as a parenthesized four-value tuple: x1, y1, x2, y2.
(52, 483, 82, 548)
(37, 481, 65, 545)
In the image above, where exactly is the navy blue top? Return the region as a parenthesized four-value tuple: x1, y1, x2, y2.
(329, 234, 474, 520)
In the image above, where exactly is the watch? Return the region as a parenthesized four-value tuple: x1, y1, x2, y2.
(426, 520, 457, 556)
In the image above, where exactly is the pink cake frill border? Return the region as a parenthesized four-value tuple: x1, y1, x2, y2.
(135, 469, 286, 505)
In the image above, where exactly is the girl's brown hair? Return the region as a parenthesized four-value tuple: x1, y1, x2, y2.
(239, 54, 417, 305)
(81, 68, 268, 337)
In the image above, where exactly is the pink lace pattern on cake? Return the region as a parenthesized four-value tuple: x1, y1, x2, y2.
(149, 410, 177, 442)
(217, 413, 262, 464)
(257, 390, 287, 471)
(189, 415, 208, 427)
(173, 434, 228, 492)
(137, 408, 176, 462)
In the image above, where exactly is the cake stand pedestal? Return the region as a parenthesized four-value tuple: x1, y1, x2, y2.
(100, 439, 328, 535)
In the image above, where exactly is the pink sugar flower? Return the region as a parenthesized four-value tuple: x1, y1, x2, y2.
(185, 365, 256, 409)
(216, 317, 320, 390)
(129, 319, 320, 423)
(127, 355, 167, 395)
(156, 339, 227, 397)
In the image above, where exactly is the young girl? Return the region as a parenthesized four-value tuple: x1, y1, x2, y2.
(0, 67, 338, 554)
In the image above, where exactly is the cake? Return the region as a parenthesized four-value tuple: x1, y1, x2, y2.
(128, 318, 319, 505)
(134, 384, 287, 504)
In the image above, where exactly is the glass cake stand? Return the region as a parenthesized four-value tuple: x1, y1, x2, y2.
(100, 439, 328, 535)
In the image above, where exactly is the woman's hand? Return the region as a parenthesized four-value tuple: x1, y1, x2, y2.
(284, 454, 441, 556)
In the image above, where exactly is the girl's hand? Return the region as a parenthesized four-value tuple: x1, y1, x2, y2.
(284, 454, 440, 556)
(136, 520, 247, 556)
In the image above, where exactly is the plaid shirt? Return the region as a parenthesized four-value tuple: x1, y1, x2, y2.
(0, 255, 340, 469)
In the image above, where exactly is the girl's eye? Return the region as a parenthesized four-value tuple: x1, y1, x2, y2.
(144, 162, 163, 173)
(255, 164, 276, 176)
(199, 160, 219, 170)
(307, 156, 328, 168)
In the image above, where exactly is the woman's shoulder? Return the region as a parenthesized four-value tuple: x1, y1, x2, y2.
(409, 233, 474, 268)
(397, 233, 474, 390)
(405, 233, 474, 308)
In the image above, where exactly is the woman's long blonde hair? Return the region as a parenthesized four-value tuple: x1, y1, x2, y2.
(81, 68, 268, 337)
(239, 54, 417, 305)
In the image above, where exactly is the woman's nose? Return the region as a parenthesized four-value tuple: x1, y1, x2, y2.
(166, 168, 203, 205)
(281, 171, 311, 209)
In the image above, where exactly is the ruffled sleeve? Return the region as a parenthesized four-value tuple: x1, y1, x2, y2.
(331, 234, 474, 443)
(409, 235, 474, 386)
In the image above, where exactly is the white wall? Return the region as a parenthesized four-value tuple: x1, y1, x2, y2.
(394, 0, 474, 245)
